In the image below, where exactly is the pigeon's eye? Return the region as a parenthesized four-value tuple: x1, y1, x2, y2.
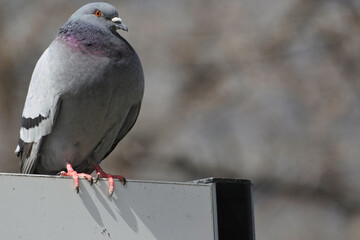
(94, 10, 102, 17)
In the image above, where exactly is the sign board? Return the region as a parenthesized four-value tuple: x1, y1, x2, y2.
(0, 173, 254, 240)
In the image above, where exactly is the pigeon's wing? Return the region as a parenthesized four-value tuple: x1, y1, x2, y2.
(101, 102, 142, 161)
(15, 48, 62, 173)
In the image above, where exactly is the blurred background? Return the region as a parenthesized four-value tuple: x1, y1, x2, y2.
(1, 0, 360, 239)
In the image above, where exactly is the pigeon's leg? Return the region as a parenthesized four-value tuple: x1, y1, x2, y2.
(93, 165, 126, 197)
(60, 162, 93, 193)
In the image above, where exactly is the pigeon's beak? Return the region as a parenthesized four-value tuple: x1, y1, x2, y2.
(111, 17, 128, 32)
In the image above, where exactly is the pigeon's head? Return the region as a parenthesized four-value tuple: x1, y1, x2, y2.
(67, 2, 128, 32)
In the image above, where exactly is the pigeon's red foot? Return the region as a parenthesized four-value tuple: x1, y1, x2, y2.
(94, 165, 126, 197)
(60, 162, 93, 193)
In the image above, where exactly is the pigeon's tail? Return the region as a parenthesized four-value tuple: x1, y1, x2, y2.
(17, 139, 41, 174)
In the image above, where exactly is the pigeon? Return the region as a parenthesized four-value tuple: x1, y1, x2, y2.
(15, 2, 144, 196)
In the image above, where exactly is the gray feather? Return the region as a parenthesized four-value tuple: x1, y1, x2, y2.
(101, 102, 142, 161)
(16, 2, 144, 175)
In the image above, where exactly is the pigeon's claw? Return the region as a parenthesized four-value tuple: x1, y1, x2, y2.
(60, 162, 94, 193)
(94, 165, 126, 197)
(95, 172, 100, 183)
